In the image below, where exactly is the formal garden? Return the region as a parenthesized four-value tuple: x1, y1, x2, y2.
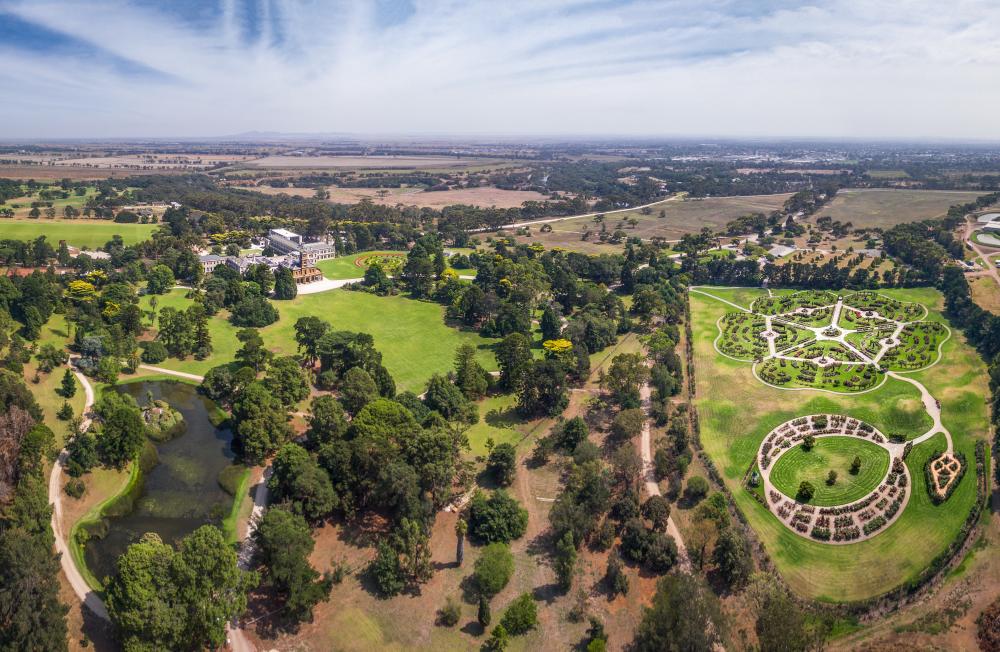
(690, 286, 986, 600)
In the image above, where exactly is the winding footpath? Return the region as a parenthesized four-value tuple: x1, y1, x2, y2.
(49, 363, 270, 650)
(48, 364, 107, 620)
(639, 376, 692, 572)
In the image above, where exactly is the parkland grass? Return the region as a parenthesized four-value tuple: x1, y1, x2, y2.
(140, 288, 499, 393)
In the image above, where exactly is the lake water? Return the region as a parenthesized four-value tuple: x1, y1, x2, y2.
(83, 380, 237, 583)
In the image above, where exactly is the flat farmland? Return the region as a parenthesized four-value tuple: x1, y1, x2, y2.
(821, 189, 987, 228)
(510, 193, 791, 251)
(243, 155, 507, 170)
(0, 165, 176, 180)
(325, 185, 548, 209)
(51, 154, 253, 169)
(0, 219, 158, 247)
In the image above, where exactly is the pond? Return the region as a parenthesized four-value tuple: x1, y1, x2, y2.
(83, 380, 239, 583)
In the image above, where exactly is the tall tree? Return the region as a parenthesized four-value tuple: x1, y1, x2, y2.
(273, 266, 298, 300)
(633, 573, 725, 652)
(0, 528, 69, 651)
(253, 507, 331, 622)
(235, 328, 272, 372)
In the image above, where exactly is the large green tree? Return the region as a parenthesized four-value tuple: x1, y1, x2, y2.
(0, 528, 69, 652)
(253, 507, 331, 622)
(232, 381, 291, 464)
(105, 527, 256, 651)
(633, 573, 725, 652)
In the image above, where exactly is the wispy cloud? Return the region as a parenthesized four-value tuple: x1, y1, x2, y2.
(1, 0, 999, 139)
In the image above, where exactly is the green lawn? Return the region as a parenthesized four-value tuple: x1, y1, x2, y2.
(770, 437, 889, 506)
(467, 393, 526, 457)
(315, 251, 405, 280)
(0, 220, 158, 248)
(26, 314, 86, 443)
(260, 291, 498, 393)
(691, 286, 987, 601)
(139, 288, 500, 393)
(139, 289, 242, 378)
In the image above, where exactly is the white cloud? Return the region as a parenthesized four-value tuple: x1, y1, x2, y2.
(1, 0, 999, 139)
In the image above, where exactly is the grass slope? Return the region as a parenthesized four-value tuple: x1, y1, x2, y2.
(691, 286, 987, 601)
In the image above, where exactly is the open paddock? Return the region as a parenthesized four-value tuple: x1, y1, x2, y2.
(323, 185, 550, 209)
(820, 189, 987, 228)
(0, 219, 158, 247)
(510, 193, 792, 252)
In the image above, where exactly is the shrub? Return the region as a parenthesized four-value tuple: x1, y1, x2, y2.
(591, 520, 615, 551)
(369, 542, 404, 597)
(468, 490, 528, 543)
(801, 434, 816, 450)
(140, 341, 168, 364)
(685, 476, 709, 502)
(500, 593, 537, 635)
(484, 624, 510, 651)
(606, 551, 628, 596)
(486, 443, 517, 486)
(474, 543, 514, 598)
(63, 478, 85, 499)
(438, 597, 461, 627)
(827, 470, 838, 486)
(797, 481, 815, 502)
(850, 455, 861, 474)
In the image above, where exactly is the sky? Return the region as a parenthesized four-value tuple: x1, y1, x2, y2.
(1, 0, 999, 140)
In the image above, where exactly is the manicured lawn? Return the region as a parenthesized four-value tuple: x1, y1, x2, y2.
(139, 288, 500, 393)
(315, 250, 405, 280)
(691, 286, 987, 601)
(260, 292, 499, 393)
(139, 289, 241, 378)
(26, 314, 86, 443)
(770, 437, 889, 506)
(0, 219, 158, 248)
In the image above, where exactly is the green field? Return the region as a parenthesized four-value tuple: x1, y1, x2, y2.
(316, 250, 406, 280)
(692, 286, 987, 601)
(770, 437, 889, 506)
(141, 288, 499, 393)
(0, 220, 158, 248)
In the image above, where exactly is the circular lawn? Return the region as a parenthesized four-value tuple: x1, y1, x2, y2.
(770, 436, 889, 506)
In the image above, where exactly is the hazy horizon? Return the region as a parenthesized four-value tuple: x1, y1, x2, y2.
(2, 0, 999, 141)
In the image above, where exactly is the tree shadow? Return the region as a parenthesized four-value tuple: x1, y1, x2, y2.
(461, 620, 486, 637)
(459, 573, 481, 604)
(532, 582, 563, 606)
